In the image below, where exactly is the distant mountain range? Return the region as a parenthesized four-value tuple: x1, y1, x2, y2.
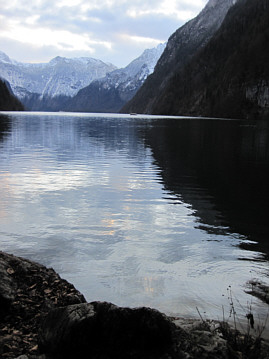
(65, 43, 165, 113)
(1, 0, 268, 118)
(0, 52, 117, 111)
(0, 44, 165, 112)
(0, 51, 117, 99)
(123, 0, 269, 120)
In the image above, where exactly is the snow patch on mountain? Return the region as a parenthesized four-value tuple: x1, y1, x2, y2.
(0, 52, 117, 99)
(65, 42, 166, 113)
(97, 43, 166, 93)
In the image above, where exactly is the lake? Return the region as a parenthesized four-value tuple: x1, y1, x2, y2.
(0, 111, 268, 329)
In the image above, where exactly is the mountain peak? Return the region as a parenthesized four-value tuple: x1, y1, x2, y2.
(48, 55, 117, 69)
(49, 56, 64, 64)
(0, 51, 13, 64)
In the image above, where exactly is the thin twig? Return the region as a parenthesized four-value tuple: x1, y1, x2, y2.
(196, 306, 205, 322)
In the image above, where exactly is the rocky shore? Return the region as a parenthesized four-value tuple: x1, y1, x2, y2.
(246, 280, 269, 305)
(0, 251, 268, 359)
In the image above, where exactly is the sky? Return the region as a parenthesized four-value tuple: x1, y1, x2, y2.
(0, 0, 207, 68)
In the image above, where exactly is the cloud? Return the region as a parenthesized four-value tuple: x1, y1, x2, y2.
(0, 19, 112, 53)
(119, 34, 162, 47)
(0, 0, 207, 67)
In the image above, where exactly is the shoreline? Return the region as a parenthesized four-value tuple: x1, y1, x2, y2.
(1, 250, 268, 359)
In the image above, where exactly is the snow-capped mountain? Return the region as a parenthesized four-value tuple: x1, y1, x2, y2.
(111, 43, 166, 82)
(102, 43, 166, 92)
(65, 43, 166, 113)
(0, 44, 165, 112)
(0, 51, 117, 99)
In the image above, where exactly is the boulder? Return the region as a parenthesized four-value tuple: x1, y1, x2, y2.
(39, 301, 181, 359)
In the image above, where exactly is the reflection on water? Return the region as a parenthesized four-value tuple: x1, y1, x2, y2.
(0, 112, 268, 331)
(141, 118, 269, 254)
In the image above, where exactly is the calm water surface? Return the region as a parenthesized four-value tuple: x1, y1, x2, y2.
(0, 112, 268, 330)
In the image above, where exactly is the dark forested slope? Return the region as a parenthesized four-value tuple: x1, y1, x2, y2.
(122, 0, 236, 114)
(0, 79, 24, 111)
(64, 80, 126, 113)
(151, 0, 269, 119)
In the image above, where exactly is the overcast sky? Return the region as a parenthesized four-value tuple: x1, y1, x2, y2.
(0, 0, 207, 68)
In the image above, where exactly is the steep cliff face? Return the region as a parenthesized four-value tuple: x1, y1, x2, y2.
(246, 81, 269, 110)
(123, 0, 269, 120)
(0, 79, 24, 111)
(150, 0, 269, 119)
(122, 0, 237, 114)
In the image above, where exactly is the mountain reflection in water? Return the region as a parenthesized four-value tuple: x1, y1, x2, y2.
(141, 118, 269, 256)
(0, 112, 268, 329)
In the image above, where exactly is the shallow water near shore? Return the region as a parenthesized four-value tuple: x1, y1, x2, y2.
(0, 112, 268, 334)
